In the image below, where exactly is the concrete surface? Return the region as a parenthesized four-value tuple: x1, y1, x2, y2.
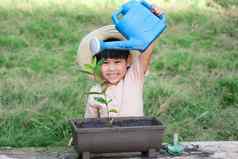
(0, 141, 237, 159)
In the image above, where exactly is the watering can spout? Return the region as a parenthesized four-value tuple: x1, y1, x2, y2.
(90, 37, 144, 54)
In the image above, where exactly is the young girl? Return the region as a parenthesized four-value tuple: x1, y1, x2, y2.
(77, 5, 162, 118)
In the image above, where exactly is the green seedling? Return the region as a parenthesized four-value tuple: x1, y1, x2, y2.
(80, 57, 104, 83)
(81, 57, 119, 123)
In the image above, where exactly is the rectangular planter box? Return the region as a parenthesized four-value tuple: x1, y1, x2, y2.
(70, 116, 165, 157)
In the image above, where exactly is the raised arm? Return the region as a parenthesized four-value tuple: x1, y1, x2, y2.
(139, 42, 156, 74)
(139, 4, 161, 74)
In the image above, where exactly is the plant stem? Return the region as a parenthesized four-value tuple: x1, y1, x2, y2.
(103, 92, 110, 121)
(96, 108, 101, 119)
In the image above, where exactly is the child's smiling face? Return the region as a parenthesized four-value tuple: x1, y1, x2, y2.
(101, 58, 128, 85)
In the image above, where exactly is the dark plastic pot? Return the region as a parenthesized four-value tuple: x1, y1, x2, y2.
(70, 117, 165, 159)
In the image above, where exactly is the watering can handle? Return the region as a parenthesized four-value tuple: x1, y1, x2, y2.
(112, 7, 124, 25)
(112, 0, 166, 25)
(141, 0, 166, 22)
(140, 0, 153, 10)
(158, 13, 166, 23)
(112, 0, 152, 25)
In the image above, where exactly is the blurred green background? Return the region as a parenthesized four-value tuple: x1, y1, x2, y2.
(0, 0, 237, 147)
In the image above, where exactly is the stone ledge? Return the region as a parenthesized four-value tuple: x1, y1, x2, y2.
(0, 141, 237, 159)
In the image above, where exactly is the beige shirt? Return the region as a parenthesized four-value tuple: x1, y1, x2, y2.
(84, 55, 144, 118)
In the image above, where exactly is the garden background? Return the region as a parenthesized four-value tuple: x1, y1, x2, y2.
(0, 0, 237, 147)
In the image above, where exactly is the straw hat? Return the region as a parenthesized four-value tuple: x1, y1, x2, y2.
(76, 25, 138, 68)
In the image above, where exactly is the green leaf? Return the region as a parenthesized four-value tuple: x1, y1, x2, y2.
(101, 84, 108, 94)
(107, 99, 112, 104)
(109, 108, 118, 113)
(92, 57, 97, 68)
(87, 91, 103, 95)
(84, 64, 94, 73)
(95, 59, 103, 80)
(79, 69, 94, 75)
(94, 97, 108, 105)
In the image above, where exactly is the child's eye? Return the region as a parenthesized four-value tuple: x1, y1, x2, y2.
(115, 60, 122, 64)
(103, 61, 109, 64)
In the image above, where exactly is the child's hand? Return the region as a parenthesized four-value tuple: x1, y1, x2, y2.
(151, 4, 162, 16)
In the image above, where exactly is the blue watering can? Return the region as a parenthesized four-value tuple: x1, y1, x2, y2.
(90, 0, 167, 54)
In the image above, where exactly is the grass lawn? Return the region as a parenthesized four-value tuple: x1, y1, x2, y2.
(0, 0, 237, 147)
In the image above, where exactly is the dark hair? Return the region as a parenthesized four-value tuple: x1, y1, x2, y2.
(94, 38, 130, 62)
